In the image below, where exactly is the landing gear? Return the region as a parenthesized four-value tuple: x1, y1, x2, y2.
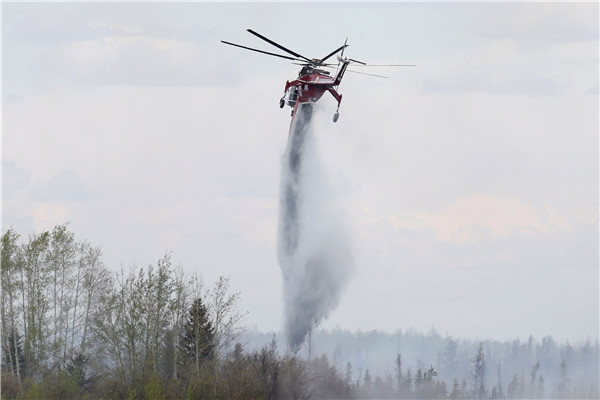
(279, 98, 285, 108)
(327, 88, 342, 123)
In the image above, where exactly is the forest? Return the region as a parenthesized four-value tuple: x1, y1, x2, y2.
(2, 224, 598, 399)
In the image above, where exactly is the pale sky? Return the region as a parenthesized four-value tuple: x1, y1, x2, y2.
(2, 2, 598, 342)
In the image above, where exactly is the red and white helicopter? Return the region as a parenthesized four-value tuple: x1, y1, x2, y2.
(222, 29, 413, 123)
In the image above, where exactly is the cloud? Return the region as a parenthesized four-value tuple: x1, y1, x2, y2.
(418, 6, 598, 97)
(2, 161, 32, 199)
(423, 75, 565, 96)
(418, 39, 581, 96)
(87, 21, 143, 36)
(32, 169, 94, 203)
(3, 6, 170, 46)
(389, 194, 573, 244)
(4, 8, 98, 45)
(572, 206, 599, 225)
(31, 203, 69, 233)
(475, 3, 598, 43)
(46, 34, 238, 87)
(4, 6, 239, 88)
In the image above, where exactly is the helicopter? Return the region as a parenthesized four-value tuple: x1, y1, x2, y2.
(221, 29, 414, 123)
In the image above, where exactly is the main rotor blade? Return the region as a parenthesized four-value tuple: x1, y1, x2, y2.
(247, 29, 312, 63)
(349, 58, 366, 65)
(346, 69, 389, 79)
(295, 62, 337, 68)
(320, 44, 348, 63)
(221, 40, 301, 62)
(351, 63, 417, 67)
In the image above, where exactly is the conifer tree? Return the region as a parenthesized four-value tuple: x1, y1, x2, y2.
(450, 378, 461, 399)
(556, 359, 570, 398)
(180, 297, 214, 377)
(471, 342, 487, 399)
(402, 369, 413, 396)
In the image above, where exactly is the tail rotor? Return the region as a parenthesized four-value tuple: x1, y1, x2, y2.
(337, 38, 348, 64)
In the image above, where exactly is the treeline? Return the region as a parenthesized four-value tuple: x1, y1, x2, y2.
(346, 343, 597, 399)
(1, 224, 249, 399)
(244, 329, 599, 400)
(2, 224, 599, 399)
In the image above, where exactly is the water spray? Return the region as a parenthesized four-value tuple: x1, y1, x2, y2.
(277, 102, 353, 352)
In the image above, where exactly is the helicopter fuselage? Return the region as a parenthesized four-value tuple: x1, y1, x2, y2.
(284, 73, 331, 105)
(282, 61, 349, 122)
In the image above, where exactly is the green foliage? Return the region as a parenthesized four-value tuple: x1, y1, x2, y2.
(126, 387, 137, 400)
(20, 370, 82, 400)
(311, 354, 354, 399)
(186, 372, 216, 400)
(180, 297, 215, 378)
(1, 372, 22, 399)
(144, 375, 163, 400)
(3, 224, 599, 400)
(21, 377, 43, 400)
(218, 348, 266, 400)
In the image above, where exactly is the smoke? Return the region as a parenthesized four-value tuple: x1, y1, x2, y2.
(277, 103, 353, 352)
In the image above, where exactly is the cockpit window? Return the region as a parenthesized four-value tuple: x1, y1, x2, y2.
(299, 66, 312, 76)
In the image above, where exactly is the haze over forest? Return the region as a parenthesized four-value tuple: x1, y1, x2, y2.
(2, 225, 599, 399)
